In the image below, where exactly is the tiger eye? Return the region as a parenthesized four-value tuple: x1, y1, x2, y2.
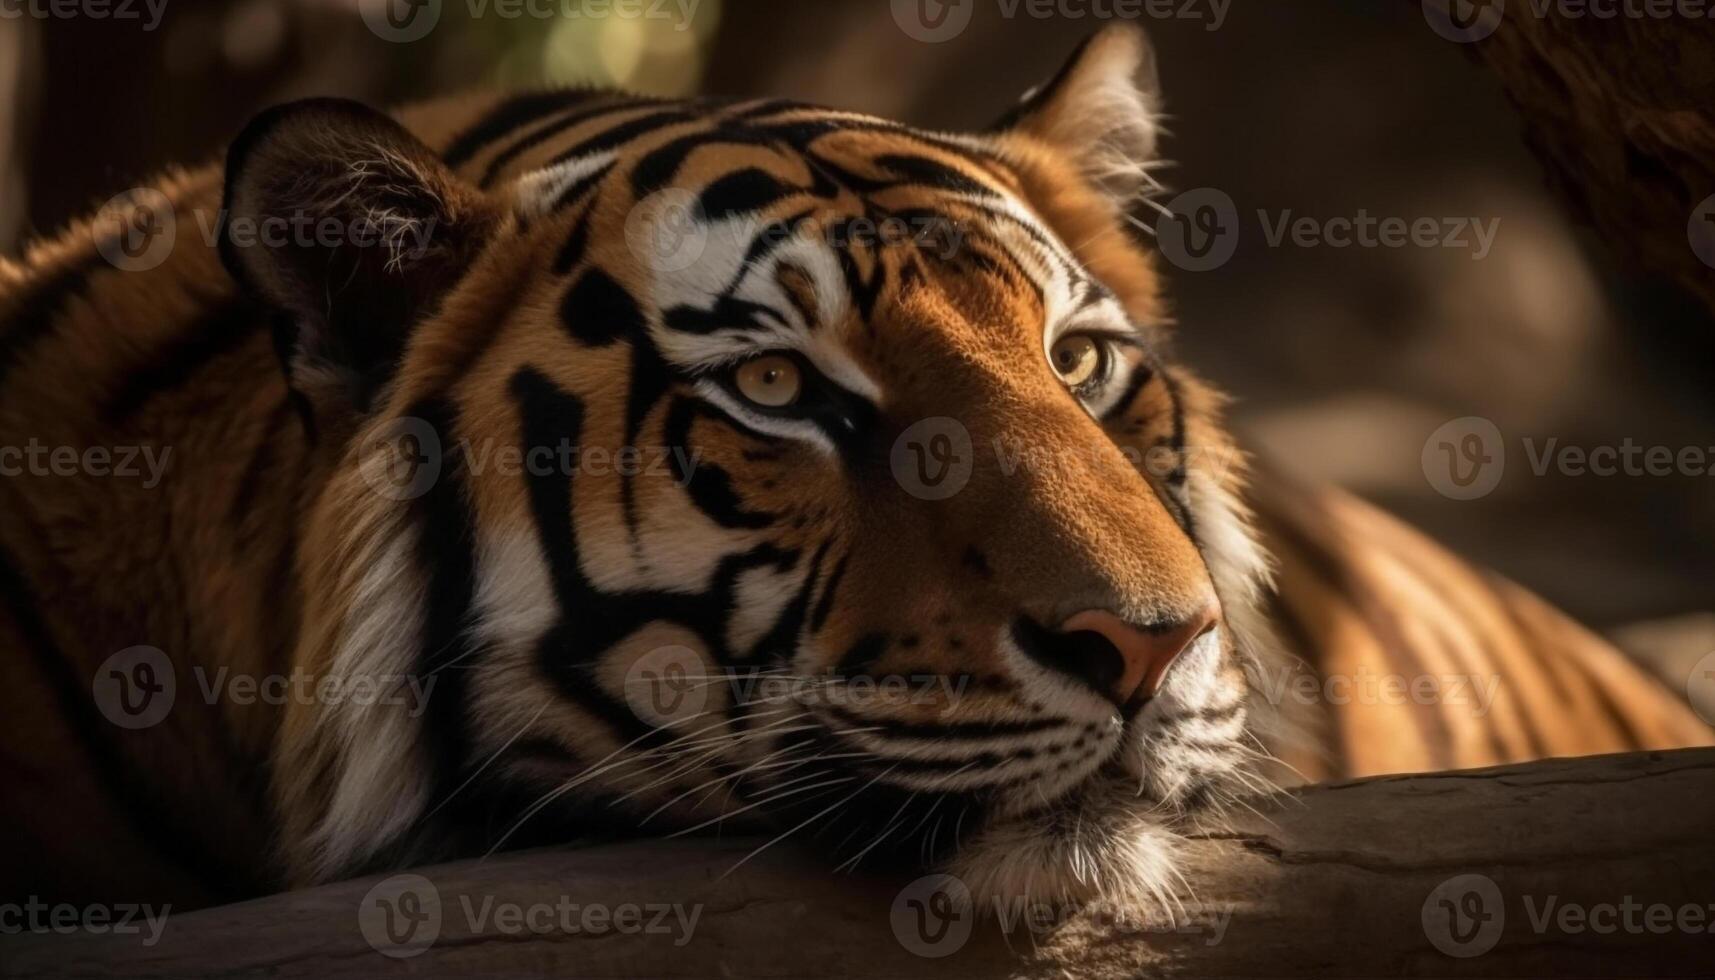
(733, 354, 803, 409)
(1049, 334, 1102, 387)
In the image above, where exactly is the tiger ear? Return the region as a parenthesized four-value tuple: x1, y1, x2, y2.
(220, 98, 501, 412)
(989, 24, 1163, 207)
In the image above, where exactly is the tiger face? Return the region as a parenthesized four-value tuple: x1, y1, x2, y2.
(232, 27, 1272, 907)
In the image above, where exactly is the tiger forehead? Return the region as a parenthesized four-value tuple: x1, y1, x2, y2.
(446, 91, 1127, 386)
(459, 93, 1026, 202)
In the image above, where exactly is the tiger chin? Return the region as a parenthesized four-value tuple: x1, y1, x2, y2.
(2, 26, 1281, 912)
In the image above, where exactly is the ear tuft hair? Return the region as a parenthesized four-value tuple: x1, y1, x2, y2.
(220, 98, 500, 412)
(991, 25, 1164, 207)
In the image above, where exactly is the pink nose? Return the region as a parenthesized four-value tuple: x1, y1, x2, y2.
(1059, 606, 1220, 705)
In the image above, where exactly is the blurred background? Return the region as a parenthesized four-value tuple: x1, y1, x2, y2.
(2, 0, 1710, 673)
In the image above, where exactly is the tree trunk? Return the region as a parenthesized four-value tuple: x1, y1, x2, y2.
(1426, 0, 1715, 315)
(5, 749, 1711, 978)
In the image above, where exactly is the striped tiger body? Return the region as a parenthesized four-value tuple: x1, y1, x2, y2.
(0, 26, 1704, 913)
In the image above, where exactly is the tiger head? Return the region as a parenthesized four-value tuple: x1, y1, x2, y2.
(229, 26, 1273, 907)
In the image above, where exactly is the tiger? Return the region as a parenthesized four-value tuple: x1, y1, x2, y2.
(0, 25, 1706, 915)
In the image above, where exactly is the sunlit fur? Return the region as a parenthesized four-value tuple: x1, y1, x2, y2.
(0, 26, 1706, 913)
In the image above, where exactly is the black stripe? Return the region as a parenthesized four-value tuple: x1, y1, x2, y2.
(479, 99, 665, 188)
(407, 398, 487, 852)
(697, 168, 800, 223)
(545, 160, 615, 216)
(443, 89, 596, 169)
(542, 111, 698, 173)
(745, 538, 831, 663)
(664, 398, 777, 530)
(1268, 500, 1452, 769)
(809, 550, 850, 633)
(560, 267, 645, 347)
(632, 131, 776, 199)
(827, 705, 1071, 741)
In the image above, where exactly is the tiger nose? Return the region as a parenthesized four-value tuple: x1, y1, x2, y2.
(1058, 606, 1220, 707)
